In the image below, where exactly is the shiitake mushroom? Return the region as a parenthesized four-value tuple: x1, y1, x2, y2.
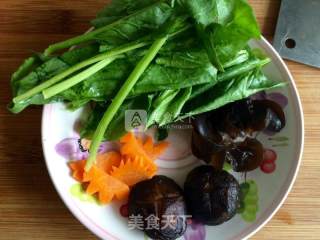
(128, 176, 187, 240)
(191, 98, 285, 172)
(184, 165, 240, 225)
(225, 138, 264, 172)
(261, 100, 286, 132)
(212, 98, 285, 137)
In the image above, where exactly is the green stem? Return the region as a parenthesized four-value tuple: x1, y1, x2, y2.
(13, 41, 149, 104)
(218, 58, 271, 82)
(43, 57, 118, 99)
(189, 58, 271, 100)
(85, 36, 168, 171)
(43, 2, 163, 56)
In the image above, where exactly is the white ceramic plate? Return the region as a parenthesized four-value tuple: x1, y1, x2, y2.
(42, 37, 304, 240)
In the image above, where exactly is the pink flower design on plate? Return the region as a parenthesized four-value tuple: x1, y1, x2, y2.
(55, 134, 119, 161)
(184, 221, 206, 240)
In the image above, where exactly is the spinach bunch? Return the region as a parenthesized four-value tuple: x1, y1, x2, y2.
(8, 0, 286, 170)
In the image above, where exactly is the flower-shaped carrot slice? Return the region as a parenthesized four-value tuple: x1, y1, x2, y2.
(111, 157, 157, 187)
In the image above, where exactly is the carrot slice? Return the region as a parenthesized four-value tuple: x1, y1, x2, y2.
(120, 132, 169, 162)
(83, 165, 129, 204)
(69, 152, 121, 182)
(68, 133, 168, 205)
(96, 151, 121, 174)
(69, 160, 86, 182)
(111, 157, 157, 186)
(120, 133, 150, 161)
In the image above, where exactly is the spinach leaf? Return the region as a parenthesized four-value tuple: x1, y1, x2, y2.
(60, 44, 100, 65)
(161, 87, 192, 125)
(61, 58, 134, 105)
(94, 2, 173, 46)
(147, 90, 180, 127)
(132, 63, 217, 95)
(182, 69, 285, 118)
(92, 0, 162, 28)
(45, 1, 174, 55)
(147, 87, 192, 127)
(190, 49, 271, 99)
(11, 56, 43, 96)
(179, 0, 260, 71)
(156, 50, 208, 69)
(179, 0, 235, 26)
(155, 49, 249, 69)
(223, 50, 249, 69)
(9, 44, 101, 113)
(212, 0, 261, 64)
(8, 57, 70, 113)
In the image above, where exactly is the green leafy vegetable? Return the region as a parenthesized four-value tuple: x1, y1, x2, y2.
(62, 59, 134, 105)
(12, 40, 149, 110)
(155, 49, 249, 69)
(179, 0, 260, 71)
(180, 0, 235, 26)
(190, 57, 270, 100)
(43, 57, 119, 99)
(7, 0, 286, 171)
(147, 89, 179, 127)
(44, 1, 174, 55)
(182, 69, 285, 118)
(156, 50, 209, 69)
(9, 57, 70, 113)
(92, 0, 164, 28)
(147, 87, 192, 127)
(11, 56, 43, 95)
(132, 63, 217, 95)
(210, 0, 261, 64)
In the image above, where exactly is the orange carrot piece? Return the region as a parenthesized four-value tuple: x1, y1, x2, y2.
(111, 157, 157, 186)
(84, 165, 129, 203)
(69, 160, 86, 182)
(96, 151, 121, 174)
(120, 132, 152, 162)
(69, 152, 121, 182)
(120, 132, 169, 162)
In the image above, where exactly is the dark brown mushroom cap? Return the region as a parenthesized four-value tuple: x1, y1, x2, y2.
(184, 165, 240, 226)
(128, 176, 187, 240)
(226, 138, 264, 172)
(191, 98, 285, 172)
